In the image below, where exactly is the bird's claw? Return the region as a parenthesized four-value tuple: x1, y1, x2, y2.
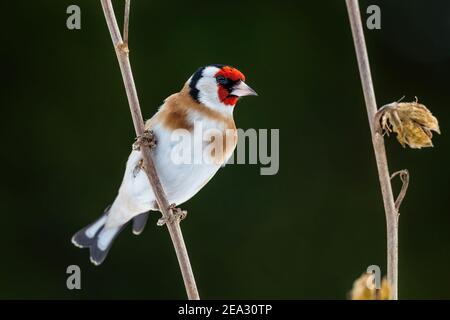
(156, 204, 187, 226)
(172, 206, 188, 221)
(132, 130, 156, 151)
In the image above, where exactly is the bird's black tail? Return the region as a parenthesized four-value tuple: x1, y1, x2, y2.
(71, 206, 126, 266)
(132, 212, 150, 235)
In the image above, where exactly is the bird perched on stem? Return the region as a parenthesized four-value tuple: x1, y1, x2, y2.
(72, 64, 257, 265)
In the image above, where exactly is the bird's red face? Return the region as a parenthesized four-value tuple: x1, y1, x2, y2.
(215, 66, 247, 106)
(189, 64, 257, 110)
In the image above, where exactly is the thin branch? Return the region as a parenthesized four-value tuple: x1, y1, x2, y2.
(100, 0, 200, 300)
(391, 170, 409, 213)
(123, 0, 130, 44)
(345, 0, 399, 299)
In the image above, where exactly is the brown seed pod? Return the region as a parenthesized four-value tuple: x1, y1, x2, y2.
(375, 98, 440, 149)
(349, 273, 392, 300)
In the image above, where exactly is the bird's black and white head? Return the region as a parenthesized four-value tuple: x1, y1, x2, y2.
(188, 64, 257, 114)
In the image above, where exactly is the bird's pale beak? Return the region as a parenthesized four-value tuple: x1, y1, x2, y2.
(231, 81, 258, 97)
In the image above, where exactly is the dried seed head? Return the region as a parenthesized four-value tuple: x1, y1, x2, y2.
(375, 99, 440, 149)
(349, 273, 392, 300)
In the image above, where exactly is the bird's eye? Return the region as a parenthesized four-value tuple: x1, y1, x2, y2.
(216, 76, 228, 85)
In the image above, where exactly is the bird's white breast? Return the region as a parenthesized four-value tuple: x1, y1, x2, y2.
(105, 115, 235, 228)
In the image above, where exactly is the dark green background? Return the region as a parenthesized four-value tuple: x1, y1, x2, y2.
(1, 0, 449, 299)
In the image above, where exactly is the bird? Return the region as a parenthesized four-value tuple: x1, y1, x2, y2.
(72, 64, 257, 265)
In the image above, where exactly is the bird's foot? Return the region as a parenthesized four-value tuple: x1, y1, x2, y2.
(172, 205, 188, 221)
(157, 204, 187, 226)
(132, 130, 156, 151)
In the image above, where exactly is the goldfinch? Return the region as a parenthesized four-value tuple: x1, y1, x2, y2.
(72, 64, 257, 265)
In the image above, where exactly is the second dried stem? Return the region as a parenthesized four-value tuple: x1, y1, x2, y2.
(346, 0, 399, 299)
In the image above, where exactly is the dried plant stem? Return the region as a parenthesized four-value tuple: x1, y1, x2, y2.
(123, 0, 130, 44)
(345, 0, 399, 299)
(100, 0, 200, 300)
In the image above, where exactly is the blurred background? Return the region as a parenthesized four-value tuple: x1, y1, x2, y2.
(1, 0, 449, 299)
